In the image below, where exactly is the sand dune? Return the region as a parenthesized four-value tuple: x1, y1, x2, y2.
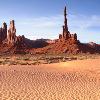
(0, 59, 100, 100)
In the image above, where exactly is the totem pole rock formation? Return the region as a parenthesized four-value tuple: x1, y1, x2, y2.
(0, 22, 7, 43)
(59, 6, 77, 42)
(7, 20, 26, 48)
(7, 20, 16, 45)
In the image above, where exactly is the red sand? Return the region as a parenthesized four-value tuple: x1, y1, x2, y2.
(0, 59, 100, 100)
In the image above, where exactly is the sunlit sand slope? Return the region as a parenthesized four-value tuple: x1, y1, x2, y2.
(0, 59, 100, 100)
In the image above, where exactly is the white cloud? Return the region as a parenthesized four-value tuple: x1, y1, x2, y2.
(68, 14, 100, 43)
(68, 14, 100, 30)
(13, 14, 100, 43)
(15, 15, 63, 39)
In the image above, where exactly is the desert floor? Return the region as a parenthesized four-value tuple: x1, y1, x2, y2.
(0, 58, 100, 100)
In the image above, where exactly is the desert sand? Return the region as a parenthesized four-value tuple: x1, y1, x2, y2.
(0, 59, 100, 100)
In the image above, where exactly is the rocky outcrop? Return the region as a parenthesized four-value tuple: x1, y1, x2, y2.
(53, 6, 79, 54)
(15, 35, 28, 49)
(29, 5, 80, 54)
(7, 20, 27, 46)
(59, 6, 77, 43)
(0, 22, 7, 43)
(16, 35, 25, 45)
(7, 20, 16, 45)
(0, 6, 100, 55)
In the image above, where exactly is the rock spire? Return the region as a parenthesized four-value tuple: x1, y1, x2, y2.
(7, 20, 16, 44)
(0, 22, 7, 43)
(59, 6, 77, 42)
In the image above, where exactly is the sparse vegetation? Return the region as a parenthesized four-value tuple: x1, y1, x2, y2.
(0, 53, 99, 65)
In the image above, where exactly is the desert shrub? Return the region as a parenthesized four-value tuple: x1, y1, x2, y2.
(19, 62, 29, 65)
(22, 57, 30, 61)
(0, 61, 3, 65)
(16, 57, 22, 60)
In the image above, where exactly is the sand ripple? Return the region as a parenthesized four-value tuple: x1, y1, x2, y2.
(0, 59, 100, 100)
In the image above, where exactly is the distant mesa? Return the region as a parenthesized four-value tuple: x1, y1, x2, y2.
(0, 6, 100, 55)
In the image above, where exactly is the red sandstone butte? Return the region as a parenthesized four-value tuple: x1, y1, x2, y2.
(0, 6, 99, 55)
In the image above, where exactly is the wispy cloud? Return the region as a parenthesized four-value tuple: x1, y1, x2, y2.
(68, 14, 100, 30)
(16, 15, 63, 39)
(68, 14, 100, 43)
(12, 14, 100, 43)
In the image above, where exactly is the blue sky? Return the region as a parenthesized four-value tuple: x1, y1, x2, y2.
(0, 0, 100, 43)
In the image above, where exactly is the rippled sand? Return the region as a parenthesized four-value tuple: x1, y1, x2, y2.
(0, 59, 100, 100)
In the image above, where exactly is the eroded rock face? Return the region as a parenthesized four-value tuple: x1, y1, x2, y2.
(51, 6, 79, 54)
(15, 35, 26, 47)
(0, 6, 99, 55)
(59, 6, 77, 42)
(7, 20, 16, 44)
(0, 22, 7, 43)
